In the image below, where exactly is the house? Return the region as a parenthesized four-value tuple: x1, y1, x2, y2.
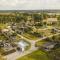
(17, 40, 29, 51)
(47, 18, 57, 25)
(0, 40, 13, 51)
(2, 29, 9, 33)
(2, 29, 10, 36)
(2, 28, 14, 36)
(41, 42, 56, 51)
(48, 13, 60, 16)
(11, 24, 17, 31)
(3, 43, 13, 51)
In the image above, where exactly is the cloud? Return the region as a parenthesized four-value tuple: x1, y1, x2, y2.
(0, 0, 18, 6)
(0, 0, 60, 10)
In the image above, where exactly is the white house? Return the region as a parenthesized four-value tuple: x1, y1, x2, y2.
(18, 40, 29, 51)
(47, 18, 57, 24)
(2, 29, 9, 32)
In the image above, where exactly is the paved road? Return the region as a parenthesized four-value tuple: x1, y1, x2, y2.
(4, 27, 60, 60)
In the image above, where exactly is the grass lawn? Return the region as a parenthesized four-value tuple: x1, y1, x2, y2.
(0, 23, 7, 29)
(36, 40, 48, 47)
(15, 35, 21, 42)
(36, 26, 47, 29)
(43, 32, 52, 37)
(40, 29, 53, 37)
(22, 33, 39, 40)
(17, 50, 50, 60)
(22, 28, 53, 40)
(0, 35, 7, 40)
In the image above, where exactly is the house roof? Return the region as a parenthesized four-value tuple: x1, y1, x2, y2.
(43, 42, 56, 48)
(47, 18, 57, 22)
(2, 29, 9, 32)
(18, 40, 29, 48)
(7, 26, 11, 29)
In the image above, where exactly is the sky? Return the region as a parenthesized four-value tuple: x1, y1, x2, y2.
(0, 0, 60, 10)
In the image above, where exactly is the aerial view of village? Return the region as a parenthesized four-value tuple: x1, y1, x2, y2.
(0, 0, 60, 60)
(0, 10, 60, 60)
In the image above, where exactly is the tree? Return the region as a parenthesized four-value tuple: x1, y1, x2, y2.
(48, 48, 60, 60)
(41, 13, 48, 19)
(51, 34, 60, 43)
(33, 14, 43, 22)
(57, 15, 60, 27)
(33, 13, 43, 27)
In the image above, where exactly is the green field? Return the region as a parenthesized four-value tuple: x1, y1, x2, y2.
(36, 40, 48, 47)
(22, 33, 39, 40)
(0, 23, 7, 29)
(17, 50, 50, 60)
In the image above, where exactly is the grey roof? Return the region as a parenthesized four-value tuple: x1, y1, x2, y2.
(43, 42, 56, 48)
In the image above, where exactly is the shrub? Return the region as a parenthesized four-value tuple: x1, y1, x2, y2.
(2, 49, 16, 56)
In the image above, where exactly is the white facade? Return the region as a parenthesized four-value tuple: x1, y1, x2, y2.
(18, 40, 29, 51)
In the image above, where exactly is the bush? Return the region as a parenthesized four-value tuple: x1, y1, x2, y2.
(31, 32, 42, 37)
(2, 49, 16, 56)
(17, 47, 21, 51)
(11, 43, 17, 47)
